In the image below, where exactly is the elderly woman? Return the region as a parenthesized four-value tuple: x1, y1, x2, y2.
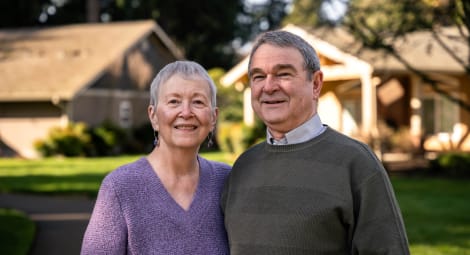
(81, 61, 230, 255)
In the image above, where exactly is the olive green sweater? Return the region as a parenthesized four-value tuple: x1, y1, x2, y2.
(221, 127, 410, 255)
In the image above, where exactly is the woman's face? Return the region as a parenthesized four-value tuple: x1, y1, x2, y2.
(149, 75, 217, 150)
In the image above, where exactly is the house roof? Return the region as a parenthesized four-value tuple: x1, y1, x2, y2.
(0, 20, 183, 102)
(308, 25, 469, 73)
(221, 24, 371, 86)
(222, 24, 469, 86)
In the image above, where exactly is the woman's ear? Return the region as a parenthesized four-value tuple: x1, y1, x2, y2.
(211, 107, 219, 130)
(148, 105, 159, 130)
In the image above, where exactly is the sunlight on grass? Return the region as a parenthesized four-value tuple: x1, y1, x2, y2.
(0, 153, 232, 195)
(0, 155, 141, 195)
(1, 155, 469, 254)
(392, 177, 470, 255)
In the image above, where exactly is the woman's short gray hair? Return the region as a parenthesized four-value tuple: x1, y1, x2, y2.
(149, 60, 217, 108)
(248, 30, 321, 80)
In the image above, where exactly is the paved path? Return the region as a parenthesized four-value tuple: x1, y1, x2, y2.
(0, 193, 96, 255)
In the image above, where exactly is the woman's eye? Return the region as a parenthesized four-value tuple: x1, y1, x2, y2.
(168, 99, 179, 105)
(193, 99, 206, 106)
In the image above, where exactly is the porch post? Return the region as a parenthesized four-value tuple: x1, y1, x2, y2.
(244, 88, 254, 126)
(410, 75, 423, 148)
(360, 65, 376, 139)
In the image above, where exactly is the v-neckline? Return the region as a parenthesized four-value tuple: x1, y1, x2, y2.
(143, 157, 209, 217)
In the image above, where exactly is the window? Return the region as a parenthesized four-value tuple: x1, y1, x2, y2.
(119, 100, 132, 128)
(422, 94, 459, 136)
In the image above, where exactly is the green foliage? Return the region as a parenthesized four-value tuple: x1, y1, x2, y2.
(34, 121, 151, 158)
(241, 117, 266, 148)
(216, 122, 245, 156)
(34, 122, 91, 157)
(209, 67, 244, 122)
(208, 68, 266, 155)
(346, 0, 435, 38)
(430, 152, 470, 177)
(282, 0, 324, 27)
(88, 121, 129, 156)
(0, 208, 35, 255)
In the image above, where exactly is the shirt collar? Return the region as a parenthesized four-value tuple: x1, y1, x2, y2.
(267, 114, 325, 145)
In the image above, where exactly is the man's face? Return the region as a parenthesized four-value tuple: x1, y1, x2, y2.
(249, 44, 322, 139)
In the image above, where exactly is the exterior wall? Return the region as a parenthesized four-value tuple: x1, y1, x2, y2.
(0, 35, 178, 158)
(319, 79, 362, 137)
(377, 76, 412, 130)
(71, 89, 150, 128)
(0, 102, 64, 158)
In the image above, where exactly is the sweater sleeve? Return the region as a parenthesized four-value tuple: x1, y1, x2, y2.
(81, 176, 128, 255)
(351, 170, 410, 255)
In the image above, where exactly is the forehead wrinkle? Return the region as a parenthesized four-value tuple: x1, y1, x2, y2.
(249, 63, 298, 77)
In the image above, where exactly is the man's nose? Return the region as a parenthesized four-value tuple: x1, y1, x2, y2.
(263, 75, 279, 93)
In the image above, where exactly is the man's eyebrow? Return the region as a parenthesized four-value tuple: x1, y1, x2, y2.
(274, 64, 296, 71)
(249, 64, 297, 77)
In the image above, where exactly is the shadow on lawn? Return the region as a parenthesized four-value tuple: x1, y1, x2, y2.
(0, 173, 106, 197)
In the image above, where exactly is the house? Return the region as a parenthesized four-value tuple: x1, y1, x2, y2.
(0, 20, 183, 158)
(221, 24, 470, 156)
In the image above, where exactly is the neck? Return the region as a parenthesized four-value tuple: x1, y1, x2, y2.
(148, 145, 199, 176)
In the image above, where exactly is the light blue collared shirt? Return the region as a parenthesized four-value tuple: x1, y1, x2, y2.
(267, 114, 326, 145)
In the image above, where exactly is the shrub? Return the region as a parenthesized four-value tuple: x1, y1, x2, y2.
(241, 118, 266, 148)
(430, 152, 470, 177)
(88, 121, 128, 156)
(35, 122, 90, 157)
(216, 122, 244, 156)
(0, 208, 35, 255)
(216, 119, 266, 157)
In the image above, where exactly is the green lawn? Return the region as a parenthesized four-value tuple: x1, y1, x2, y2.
(392, 177, 470, 255)
(0, 153, 469, 254)
(0, 152, 231, 196)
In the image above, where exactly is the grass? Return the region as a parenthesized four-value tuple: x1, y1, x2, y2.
(391, 176, 470, 255)
(0, 153, 469, 254)
(0, 152, 231, 196)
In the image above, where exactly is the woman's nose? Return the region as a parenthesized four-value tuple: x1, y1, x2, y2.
(179, 102, 193, 118)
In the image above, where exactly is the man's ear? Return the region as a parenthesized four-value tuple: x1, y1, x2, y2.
(312, 70, 323, 98)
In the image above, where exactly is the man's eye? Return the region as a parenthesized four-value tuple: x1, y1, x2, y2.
(252, 75, 265, 81)
(278, 72, 291, 77)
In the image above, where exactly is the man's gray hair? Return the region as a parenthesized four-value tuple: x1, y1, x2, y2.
(248, 30, 321, 80)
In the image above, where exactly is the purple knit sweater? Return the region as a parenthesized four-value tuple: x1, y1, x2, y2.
(81, 156, 231, 255)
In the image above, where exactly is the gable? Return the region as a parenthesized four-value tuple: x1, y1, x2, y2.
(221, 24, 370, 86)
(0, 20, 182, 102)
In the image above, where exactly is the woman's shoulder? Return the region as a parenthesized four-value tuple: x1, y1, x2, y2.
(102, 157, 150, 185)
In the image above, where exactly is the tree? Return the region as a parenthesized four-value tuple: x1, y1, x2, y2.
(282, 0, 325, 26)
(0, 0, 242, 69)
(344, 0, 470, 112)
(237, 0, 291, 42)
